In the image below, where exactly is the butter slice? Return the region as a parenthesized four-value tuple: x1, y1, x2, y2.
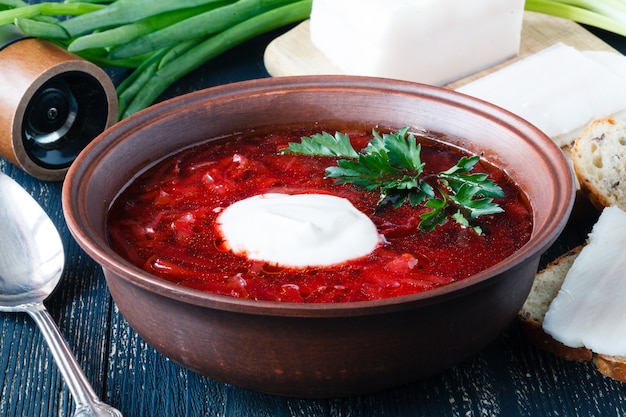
(457, 44, 626, 147)
(543, 206, 626, 356)
(309, 0, 524, 86)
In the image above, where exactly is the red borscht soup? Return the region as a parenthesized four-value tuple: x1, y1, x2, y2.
(107, 128, 532, 303)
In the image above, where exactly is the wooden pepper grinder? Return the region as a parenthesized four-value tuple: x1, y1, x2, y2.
(0, 25, 118, 181)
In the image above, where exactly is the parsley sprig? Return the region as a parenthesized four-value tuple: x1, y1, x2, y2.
(280, 127, 505, 234)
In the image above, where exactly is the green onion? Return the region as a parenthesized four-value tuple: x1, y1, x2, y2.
(109, 0, 298, 59)
(525, 0, 626, 37)
(119, 0, 312, 118)
(116, 40, 200, 113)
(63, 0, 114, 3)
(14, 17, 69, 40)
(67, 3, 225, 52)
(0, 1, 29, 7)
(76, 49, 150, 69)
(60, 0, 237, 37)
(0, 2, 104, 26)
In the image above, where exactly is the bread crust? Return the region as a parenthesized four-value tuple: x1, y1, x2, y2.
(572, 116, 626, 211)
(519, 318, 593, 361)
(594, 354, 626, 381)
(519, 245, 626, 382)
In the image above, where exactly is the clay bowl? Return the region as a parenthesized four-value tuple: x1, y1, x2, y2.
(62, 75, 574, 398)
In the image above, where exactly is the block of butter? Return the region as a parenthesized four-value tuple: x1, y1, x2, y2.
(309, 0, 525, 86)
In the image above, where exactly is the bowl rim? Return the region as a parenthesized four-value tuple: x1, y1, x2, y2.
(62, 75, 575, 317)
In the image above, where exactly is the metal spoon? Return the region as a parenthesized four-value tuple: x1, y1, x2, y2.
(0, 172, 122, 417)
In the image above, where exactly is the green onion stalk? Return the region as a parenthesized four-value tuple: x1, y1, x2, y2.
(525, 0, 626, 37)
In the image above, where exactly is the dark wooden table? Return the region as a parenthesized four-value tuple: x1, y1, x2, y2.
(1, 14, 626, 417)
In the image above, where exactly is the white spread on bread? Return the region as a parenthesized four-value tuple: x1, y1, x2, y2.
(309, 0, 524, 86)
(215, 193, 380, 268)
(542, 205, 626, 356)
(457, 43, 626, 148)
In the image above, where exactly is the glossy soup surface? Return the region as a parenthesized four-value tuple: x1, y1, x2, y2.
(107, 129, 533, 303)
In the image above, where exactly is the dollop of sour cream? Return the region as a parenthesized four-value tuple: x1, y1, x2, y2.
(215, 193, 380, 268)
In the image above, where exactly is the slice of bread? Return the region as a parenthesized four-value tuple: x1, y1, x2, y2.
(521, 117, 626, 381)
(519, 245, 626, 381)
(518, 246, 592, 362)
(571, 116, 626, 210)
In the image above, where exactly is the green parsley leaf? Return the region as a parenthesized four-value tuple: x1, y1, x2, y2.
(280, 127, 505, 234)
(439, 155, 505, 198)
(452, 210, 483, 235)
(419, 198, 447, 232)
(365, 127, 425, 172)
(281, 131, 359, 158)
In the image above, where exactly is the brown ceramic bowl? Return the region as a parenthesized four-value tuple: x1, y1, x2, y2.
(62, 76, 574, 398)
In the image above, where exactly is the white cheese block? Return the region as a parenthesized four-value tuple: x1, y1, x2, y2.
(542, 205, 626, 356)
(309, 0, 524, 86)
(215, 193, 380, 269)
(457, 43, 626, 147)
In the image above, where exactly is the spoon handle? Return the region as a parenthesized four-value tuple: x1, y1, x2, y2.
(27, 302, 123, 417)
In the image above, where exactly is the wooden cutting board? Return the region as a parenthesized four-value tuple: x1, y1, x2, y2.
(264, 11, 618, 90)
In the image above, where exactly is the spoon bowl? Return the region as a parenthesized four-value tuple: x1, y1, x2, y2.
(0, 172, 122, 416)
(0, 174, 63, 307)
